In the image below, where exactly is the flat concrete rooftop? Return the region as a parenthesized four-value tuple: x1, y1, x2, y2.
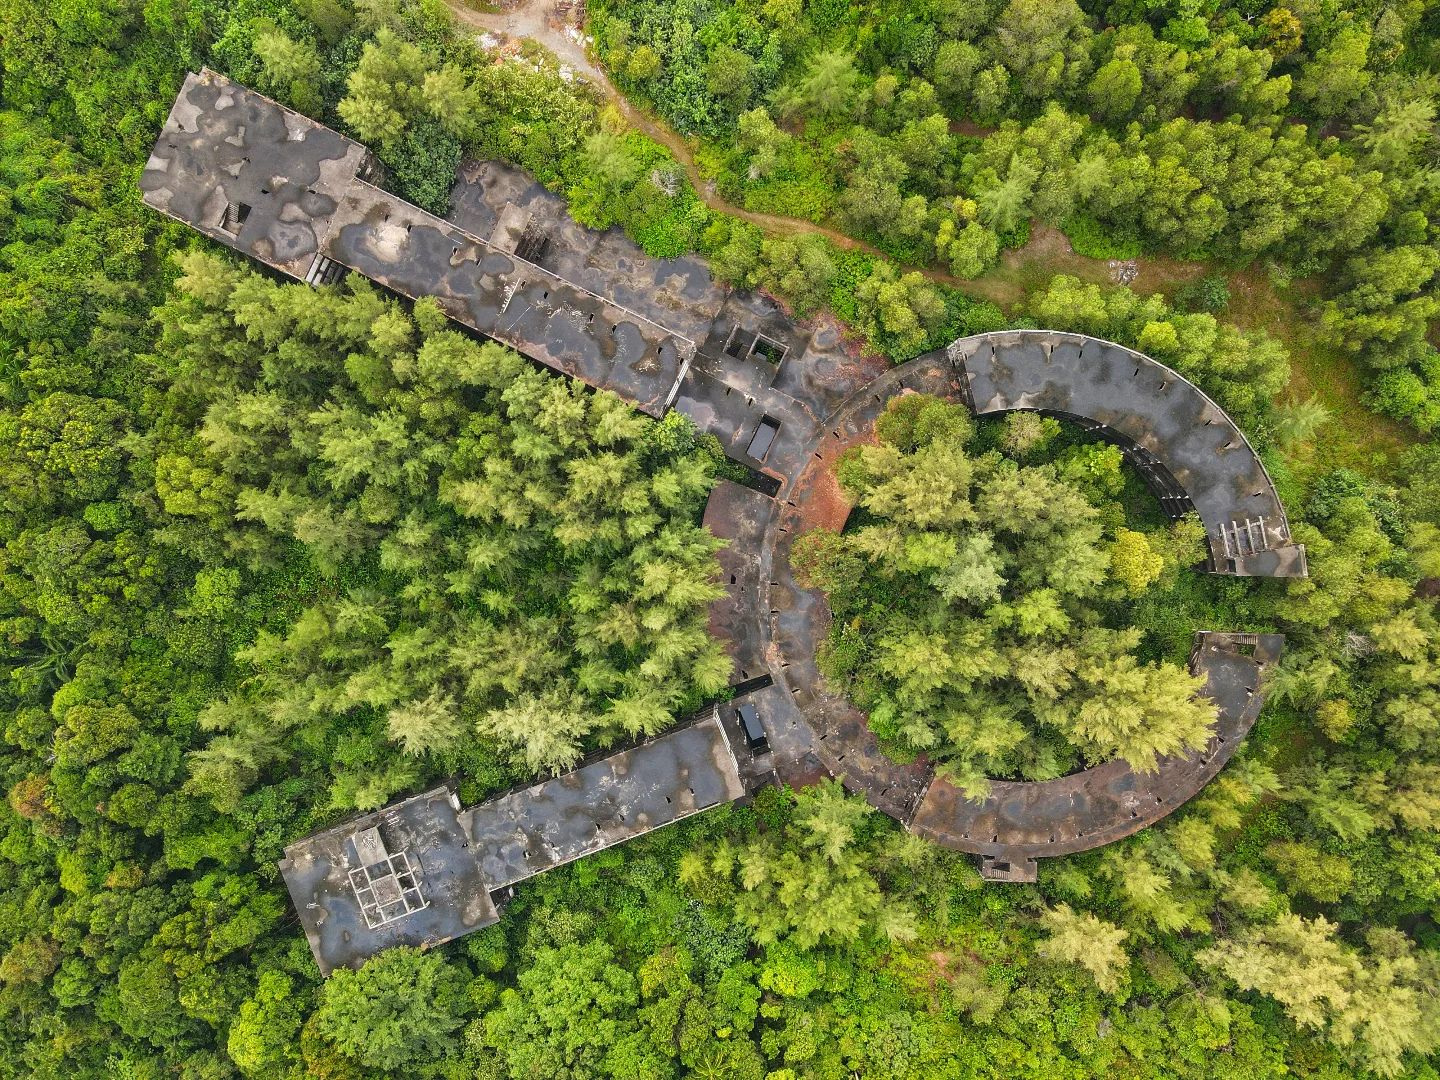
(279, 715, 743, 973)
(459, 717, 746, 889)
(141, 70, 369, 282)
(278, 786, 497, 976)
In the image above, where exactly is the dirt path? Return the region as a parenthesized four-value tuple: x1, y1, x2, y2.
(441, 1, 1239, 310)
(442, 0, 1062, 299)
(446, 0, 912, 253)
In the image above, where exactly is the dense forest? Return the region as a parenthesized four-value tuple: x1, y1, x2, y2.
(2, 0, 1440, 1077)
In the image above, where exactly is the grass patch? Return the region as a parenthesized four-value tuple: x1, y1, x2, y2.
(1060, 214, 1142, 260)
(1222, 271, 1415, 477)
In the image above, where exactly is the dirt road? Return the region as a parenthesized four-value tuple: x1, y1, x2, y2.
(440, 0, 1192, 304)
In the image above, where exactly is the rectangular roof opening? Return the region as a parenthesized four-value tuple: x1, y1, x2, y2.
(220, 200, 251, 235)
(751, 333, 788, 365)
(747, 416, 780, 462)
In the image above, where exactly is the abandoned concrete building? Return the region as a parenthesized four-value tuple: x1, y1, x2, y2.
(145, 71, 1305, 969)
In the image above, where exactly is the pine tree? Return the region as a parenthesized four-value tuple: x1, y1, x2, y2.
(386, 691, 462, 755)
(253, 26, 323, 114)
(1037, 904, 1129, 993)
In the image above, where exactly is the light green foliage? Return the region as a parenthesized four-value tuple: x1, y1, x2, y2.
(989, 0, 1093, 101)
(5, 2, 1440, 1077)
(1199, 916, 1440, 1077)
(1274, 395, 1331, 448)
(685, 781, 908, 950)
(736, 108, 790, 179)
(974, 152, 1040, 235)
(1108, 528, 1164, 595)
(756, 232, 837, 315)
(936, 216, 1000, 279)
(1037, 903, 1129, 992)
(481, 941, 645, 1079)
(227, 970, 305, 1078)
(777, 50, 859, 120)
(1000, 411, 1061, 458)
(313, 948, 467, 1072)
(1295, 28, 1372, 119)
(336, 27, 429, 147)
(795, 395, 1211, 791)
(252, 25, 323, 114)
(1265, 840, 1353, 903)
(1086, 57, 1142, 121)
(161, 257, 727, 801)
(1354, 94, 1437, 168)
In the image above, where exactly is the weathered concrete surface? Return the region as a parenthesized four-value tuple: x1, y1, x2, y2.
(953, 332, 1307, 577)
(325, 179, 691, 417)
(278, 787, 497, 975)
(459, 715, 744, 890)
(907, 633, 1284, 879)
(141, 70, 369, 281)
(702, 481, 774, 686)
(738, 346, 1288, 880)
(280, 714, 744, 973)
(756, 353, 963, 823)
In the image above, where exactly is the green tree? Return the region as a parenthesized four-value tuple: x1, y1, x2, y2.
(336, 27, 430, 147)
(1354, 95, 1436, 168)
(482, 941, 643, 1079)
(797, 394, 1216, 790)
(227, 970, 306, 1078)
(252, 25, 323, 114)
(974, 153, 1040, 235)
(1295, 28, 1372, 120)
(988, 0, 1092, 100)
(312, 948, 469, 1072)
(737, 108, 790, 179)
(688, 782, 906, 950)
(1037, 904, 1129, 992)
(1086, 57, 1142, 121)
(854, 265, 947, 358)
(778, 50, 858, 120)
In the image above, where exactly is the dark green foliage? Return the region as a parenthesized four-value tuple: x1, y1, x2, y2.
(1174, 274, 1232, 315)
(1061, 213, 1143, 260)
(590, 0, 1440, 431)
(2, 1, 1440, 1078)
(313, 947, 468, 1072)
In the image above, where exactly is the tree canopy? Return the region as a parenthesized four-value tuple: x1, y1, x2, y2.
(795, 394, 1213, 793)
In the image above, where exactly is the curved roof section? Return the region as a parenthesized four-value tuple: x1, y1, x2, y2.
(727, 348, 1289, 881)
(951, 331, 1306, 577)
(147, 75, 1300, 889)
(907, 633, 1283, 879)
